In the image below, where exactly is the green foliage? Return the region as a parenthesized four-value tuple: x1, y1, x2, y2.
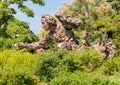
(50, 71, 91, 85)
(0, 18, 39, 49)
(60, 0, 119, 46)
(36, 48, 102, 83)
(0, 38, 13, 49)
(0, 0, 120, 85)
(0, 50, 41, 85)
(113, 37, 120, 55)
(102, 56, 120, 75)
(0, 49, 120, 85)
(36, 49, 120, 84)
(6, 18, 39, 42)
(107, 0, 120, 14)
(50, 71, 120, 85)
(9, 0, 44, 17)
(95, 14, 120, 33)
(38, 28, 49, 40)
(0, 0, 44, 49)
(18, 4, 34, 17)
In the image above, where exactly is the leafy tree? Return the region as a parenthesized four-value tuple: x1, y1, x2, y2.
(0, 0, 44, 49)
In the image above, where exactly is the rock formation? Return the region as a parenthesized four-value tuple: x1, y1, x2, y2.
(18, 11, 117, 59)
(18, 11, 82, 53)
(92, 33, 117, 59)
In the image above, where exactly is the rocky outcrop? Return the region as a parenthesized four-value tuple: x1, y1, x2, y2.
(18, 11, 81, 53)
(92, 33, 117, 59)
(18, 11, 117, 59)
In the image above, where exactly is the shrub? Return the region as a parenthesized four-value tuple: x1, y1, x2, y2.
(36, 50, 67, 82)
(0, 50, 40, 85)
(50, 71, 120, 85)
(36, 48, 102, 83)
(63, 48, 102, 72)
(102, 56, 120, 75)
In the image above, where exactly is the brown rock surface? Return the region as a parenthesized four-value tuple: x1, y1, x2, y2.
(18, 11, 81, 53)
(18, 11, 117, 58)
(92, 33, 117, 59)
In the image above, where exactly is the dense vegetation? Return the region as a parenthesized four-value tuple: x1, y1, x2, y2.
(0, 0, 120, 85)
(0, 0, 44, 49)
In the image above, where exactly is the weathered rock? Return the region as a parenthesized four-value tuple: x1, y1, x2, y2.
(41, 14, 57, 31)
(18, 11, 81, 53)
(18, 11, 117, 58)
(104, 42, 117, 59)
(101, 32, 108, 46)
(92, 33, 117, 59)
(55, 11, 82, 29)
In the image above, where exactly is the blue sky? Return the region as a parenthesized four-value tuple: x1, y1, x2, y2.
(11, 0, 70, 34)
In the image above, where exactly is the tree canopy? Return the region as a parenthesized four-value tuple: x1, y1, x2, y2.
(0, 0, 44, 49)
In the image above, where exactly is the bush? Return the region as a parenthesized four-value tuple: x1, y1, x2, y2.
(36, 50, 67, 82)
(0, 50, 40, 85)
(112, 34, 120, 56)
(102, 56, 120, 75)
(36, 48, 102, 83)
(50, 71, 120, 85)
